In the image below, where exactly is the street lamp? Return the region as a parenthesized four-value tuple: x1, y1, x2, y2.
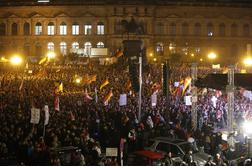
(47, 51, 56, 60)
(10, 55, 22, 65)
(207, 52, 217, 60)
(243, 57, 252, 66)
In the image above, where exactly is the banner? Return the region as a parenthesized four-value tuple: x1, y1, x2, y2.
(30, 108, 40, 124)
(184, 96, 192, 106)
(151, 93, 157, 107)
(44, 105, 49, 125)
(119, 94, 127, 106)
(106, 148, 118, 157)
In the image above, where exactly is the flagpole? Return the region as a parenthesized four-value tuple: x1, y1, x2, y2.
(138, 56, 142, 121)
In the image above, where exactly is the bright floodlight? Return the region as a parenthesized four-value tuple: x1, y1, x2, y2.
(10, 56, 22, 65)
(243, 57, 252, 66)
(243, 121, 252, 135)
(47, 52, 56, 59)
(207, 52, 217, 60)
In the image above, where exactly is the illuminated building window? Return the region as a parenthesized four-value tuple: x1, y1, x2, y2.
(155, 22, 164, 34)
(60, 22, 67, 35)
(72, 23, 79, 35)
(169, 23, 176, 36)
(47, 22, 54, 35)
(60, 42, 67, 55)
(47, 42, 54, 51)
(97, 22, 104, 35)
(72, 42, 79, 49)
(35, 22, 42, 35)
(84, 24, 92, 35)
(84, 42, 92, 55)
(97, 42, 104, 48)
(156, 42, 164, 52)
(231, 23, 238, 37)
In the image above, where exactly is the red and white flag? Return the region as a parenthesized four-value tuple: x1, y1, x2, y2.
(54, 96, 60, 111)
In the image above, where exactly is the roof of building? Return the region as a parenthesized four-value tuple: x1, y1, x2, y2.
(1, 0, 252, 7)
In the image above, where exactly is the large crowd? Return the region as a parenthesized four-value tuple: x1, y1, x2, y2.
(0, 60, 251, 166)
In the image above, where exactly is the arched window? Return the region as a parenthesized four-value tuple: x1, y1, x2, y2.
(60, 42, 67, 55)
(207, 23, 214, 36)
(35, 43, 42, 57)
(97, 42, 104, 48)
(35, 22, 42, 35)
(169, 23, 176, 36)
(84, 24, 92, 35)
(243, 24, 250, 37)
(72, 42, 79, 49)
(60, 22, 67, 35)
(24, 22, 30, 35)
(84, 42, 92, 56)
(156, 42, 164, 53)
(194, 23, 201, 36)
(97, 22, 104, 35)
(12, 23, 18, 35)
(72, 22, 79, 35)
(219, 23, 225, 36)
(24, 44, 30, 56)
(181, 22, 189, 35)
(47, 42, 54, 51)
(47, 22, 54, 35)
(0, 23, 6, 35)
(155, 22, 164, 35)
(231, 23, 238, 36)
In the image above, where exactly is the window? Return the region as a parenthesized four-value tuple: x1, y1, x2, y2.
(243, 24, 250, 37)
(169, 23, 176, 36)
(24, 44, 30, 56)
(155, 22, 164, 35)
(207, 23, 214, 36)
(219, 23, 226, 36)
(231, 23, 238, 36)
(24, 22, 30, 35)
(60, 42, 67, 55)
(72, 23, 79, 35)
(156, 42, 164, 53)
(35, 22, 42, 35)
(97, 22, 104, 35)
(0, 23, 6, 35)
(181, 22, 189, 35)
(47, 22, 54, 35)
(84, 24, 92, 35)
(72, 42, 79, 49)
(156, 143, 171, 153)
(97, 42, 104, 48)
(35, 44, 42, 57)
(115, 21, 122, 34)
(60, 22, 67, 35)
(194, 23, 201, 36)
(84, 42, 92, 56)
(47, 42, 54, 51)
(12, 23, 18, 35)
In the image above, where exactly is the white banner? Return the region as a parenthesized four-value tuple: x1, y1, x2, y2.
(30, 108, 40, 124)
(184, 96, 192, 106)
(106, 148, 118, 157)
(151, 93, 157, 107)
(119, 94, 127, 106)
(44, 105, 49, 126)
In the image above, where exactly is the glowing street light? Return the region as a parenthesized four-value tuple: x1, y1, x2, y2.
(10, 55, 22, 65)
(191, 53, 195, 57)
(47, 51, 56, 60)
(207, 52, 217, 60)
(0, 57, 8, 62)
(200, 58, 203, 62)
(75, 78, 81, 84)
(243, 57, 252, 66)
(149, 53, 153, 57)
(153, 58, 157, 62)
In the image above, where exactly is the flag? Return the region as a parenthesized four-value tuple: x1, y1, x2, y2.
(30, 107, 40, 124)
(44, 105, 49, 125)
(54, 96, 60, 111)
(84, 88, 93, 102)
(54, 82, 63, 94)
(104, 90, 113, 105)
(100, 79, 109, 90)
(38, 57, 47, 65)
(151, 92, 157, 107)
(89, 74, 97, 83)
(182, 77, 191, 95)
(126, 80, 132, 91)
(82, 74, 96, 85)
(114, 50, 123, 58)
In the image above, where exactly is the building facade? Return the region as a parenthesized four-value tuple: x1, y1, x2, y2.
(0, 0, 252, 64)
